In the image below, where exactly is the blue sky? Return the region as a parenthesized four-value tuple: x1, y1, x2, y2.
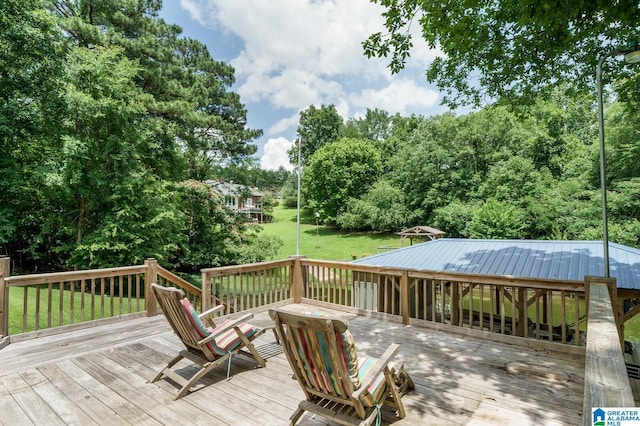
(159, 0, 449, 170)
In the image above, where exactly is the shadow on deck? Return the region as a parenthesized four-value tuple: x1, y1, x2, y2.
(0, 304, 584, 425)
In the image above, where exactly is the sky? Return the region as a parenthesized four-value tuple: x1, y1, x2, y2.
(159, 0, 449, 171)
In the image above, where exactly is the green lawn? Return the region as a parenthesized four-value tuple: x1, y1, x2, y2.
(260, 204, 402, 261)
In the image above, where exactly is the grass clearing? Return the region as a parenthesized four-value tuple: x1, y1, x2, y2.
(260, 204, 402, 260)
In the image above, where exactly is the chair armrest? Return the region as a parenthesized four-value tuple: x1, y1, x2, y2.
(198, 304, 225, 320)
(352, 343, 400, 399)
(198, 312, 255, 345)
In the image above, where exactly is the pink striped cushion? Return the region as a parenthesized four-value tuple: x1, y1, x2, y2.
(182, 298, 257, 355)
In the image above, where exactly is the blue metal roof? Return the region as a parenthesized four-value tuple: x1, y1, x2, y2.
(352, 238, 640, 290)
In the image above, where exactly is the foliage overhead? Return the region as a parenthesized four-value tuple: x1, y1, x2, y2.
(363, 0, 640, 108)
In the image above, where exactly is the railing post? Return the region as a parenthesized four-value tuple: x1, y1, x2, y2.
(517, 287, 527, 337)
(145, 259, 158, 316)
(401, 270, 409, 325)
(290, 255, 306, 303)
(0, 256, 9, 337)
(201, 270, 210, 312)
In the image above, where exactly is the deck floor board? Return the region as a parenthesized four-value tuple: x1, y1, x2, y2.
(0, 304, 585, 425)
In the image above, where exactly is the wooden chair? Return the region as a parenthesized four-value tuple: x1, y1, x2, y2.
(269, 309, 414, 425)
(150, 283, 267, 399)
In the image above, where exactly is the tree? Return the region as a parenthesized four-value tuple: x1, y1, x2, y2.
(343, 108, 393, 141)
(303, 138, 382, 223)
(336, 180, 411, 232)
(292, 104, 344, 165)
(605, 102, 640, 181)
(389, 108, 522, 222)
(363, 1, 640, 108)
(53, 0, 261, 180)
(0, 0, 66, 262)
(467, 199, 527, 239)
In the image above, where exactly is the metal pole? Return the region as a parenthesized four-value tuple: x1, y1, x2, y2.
(296, 138, 302, 256)
(597, 53, 611, 278)
(315, 212, 320, 248)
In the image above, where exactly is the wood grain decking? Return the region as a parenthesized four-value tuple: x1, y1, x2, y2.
(0, 305, 585, 425)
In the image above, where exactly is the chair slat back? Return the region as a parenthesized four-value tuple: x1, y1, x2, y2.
(270, 310, 354, 400)
(151, 283, 216, 359)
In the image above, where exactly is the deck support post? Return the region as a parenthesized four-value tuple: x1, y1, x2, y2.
(145, 259, 158, 316)
(201, 270, 210, 313)
(400, 271, 409, 325)
(290, 255, 306, 303)
(517, 288, 527, 337)
(0, 256, 9, 337)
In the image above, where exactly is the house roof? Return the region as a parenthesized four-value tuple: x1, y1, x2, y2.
(204, 180, 264, 197)
(352, 238, 640, 290)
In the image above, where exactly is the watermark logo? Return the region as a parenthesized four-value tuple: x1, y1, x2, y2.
(593, 408, 640, 426)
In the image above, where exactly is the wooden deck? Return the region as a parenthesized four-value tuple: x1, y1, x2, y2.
(0, 304, 585, 425)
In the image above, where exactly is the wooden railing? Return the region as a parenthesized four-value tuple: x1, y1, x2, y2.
(583, 280, 634, 425)
(201, 259, 294, 314)
(0, 257, 196, 340)
(0, 255, 612, 355)
(301, 259, 587, 349)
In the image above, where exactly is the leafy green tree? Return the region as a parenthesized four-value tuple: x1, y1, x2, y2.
(54, 0, 261, 180)
(336, 180, 411, 231)
(0, 0, 65, 260)
(432, 201, 479, 237)
(467, 199, 527, 239)
(605, 103, 640, 182)
(363, 0, 640, 108)
(303, 138, 382, 223)
(292, 104, 344, 165)
(343, 108, 393, 141)
(172, 180, 268, 270)
(389, 108, 521, 222)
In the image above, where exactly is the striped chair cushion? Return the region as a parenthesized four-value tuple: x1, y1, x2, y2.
(182, 298, 257, 355)
(337, 330, 361, 389)
(295, 326, 370, 400)
(357, 357, 388, 407)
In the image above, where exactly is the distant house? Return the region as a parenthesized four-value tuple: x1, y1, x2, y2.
(205, 178, 266, 222)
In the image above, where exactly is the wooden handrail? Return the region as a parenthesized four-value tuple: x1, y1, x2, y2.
(157, 266, 200, 295)
(5, 265, 148, 287)
(201, 259, 293, 275)
(583, 282, 634, 425)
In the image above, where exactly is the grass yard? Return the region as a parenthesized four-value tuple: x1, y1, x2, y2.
(260, 204, 402, 261)
(8, 286, 145, 335)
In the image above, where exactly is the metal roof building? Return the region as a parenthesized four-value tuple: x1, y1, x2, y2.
(353, 238, 640, 290)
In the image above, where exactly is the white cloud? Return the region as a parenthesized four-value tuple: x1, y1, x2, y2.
(176, 0, 446, 166)
(182, 1, 414, 108)
(260, 137, 294, 171)
(268, 112, 301, 135)
(350, 79, 440, 115)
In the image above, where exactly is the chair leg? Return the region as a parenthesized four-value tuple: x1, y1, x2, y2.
(174, 354, 230, 400)
(236, 328, 267, 367)
(151, 354, 184, 383)
(384, 368, 406, 419)
(289, 406, 306, 425)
